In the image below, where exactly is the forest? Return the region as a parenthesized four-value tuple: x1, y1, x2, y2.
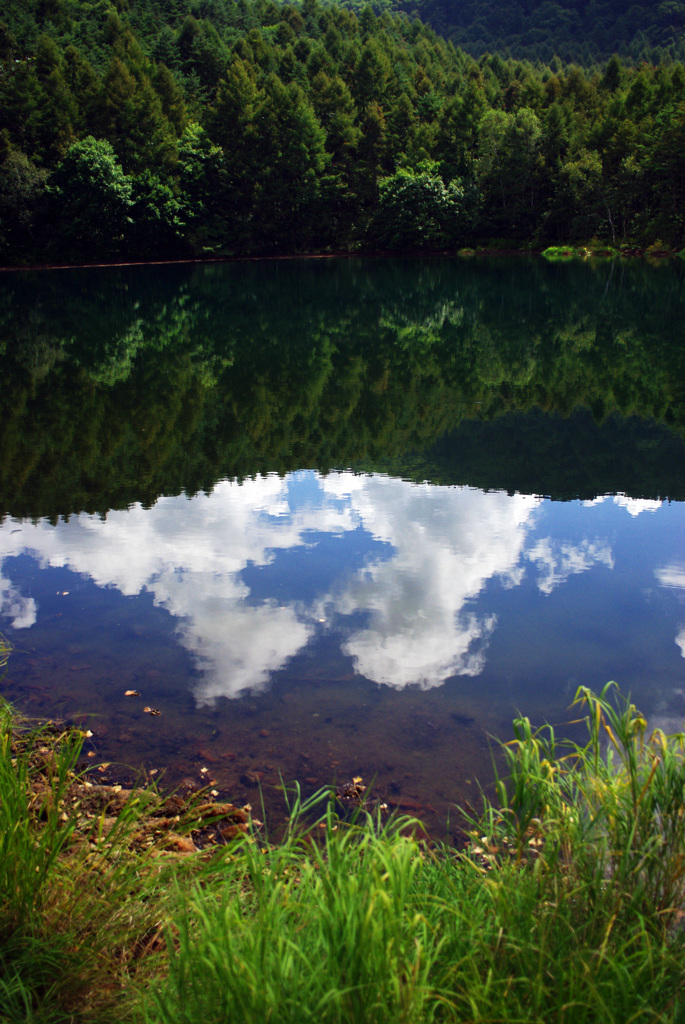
(1, 0, 685, 262)
(386, 0, 685, 64)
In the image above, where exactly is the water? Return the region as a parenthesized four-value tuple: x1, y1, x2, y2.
(1, 256, 684, 839)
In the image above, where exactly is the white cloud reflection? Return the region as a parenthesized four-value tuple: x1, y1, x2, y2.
(654, 566, 685, 662)
(676, 630, 685, 659)
(526, 537, 614, 595)
(0, 571, 37, 629)
(655, 565, 685, 590)
(582, 494, 663, 516)
(0, 476, 318, 703)
(318, 476, 538, 689)
(614, 494, 663, 516)
(0, 473, 622, 699)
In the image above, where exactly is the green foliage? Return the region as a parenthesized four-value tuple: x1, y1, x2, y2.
(1, 0, 685, 259)
(0, 149, 48, 261)
(147, 800, 437, 1024)
(387, 0, 685, 63)
(0, 702, 185, 1023)
(143, 691, 685, 1024)
(0, 711, 83, 939)
(471, 683, 685, 929)
(249, 74, 329, 250)
(371, 166, 468, 249)
(175, 121, 225, 252)
(129, 169, 186, 257)
(0, 634, 9, 674)
(47, 136, 133, 259)
(2, 690, 685, 1024)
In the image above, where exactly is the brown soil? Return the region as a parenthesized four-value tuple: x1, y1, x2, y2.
(14, 718, 260, 858)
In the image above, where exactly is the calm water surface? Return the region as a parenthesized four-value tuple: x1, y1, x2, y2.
(1, 257, 684, 837)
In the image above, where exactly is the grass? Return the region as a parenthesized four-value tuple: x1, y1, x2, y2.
(0, 700, 209, 1024)
(0, 632, 10, 672)
(2, 682, 685, 1023)
(542, 244, 620, 260)
(149, 801, 438, 1024)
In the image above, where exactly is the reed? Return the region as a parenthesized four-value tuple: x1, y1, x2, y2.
(472, 683, 685, 929)
(431, 682, 685, 1022)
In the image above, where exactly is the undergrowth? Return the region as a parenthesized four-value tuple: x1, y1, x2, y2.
(0, 700, 209, 1024)
(1, 682, 685, 1023)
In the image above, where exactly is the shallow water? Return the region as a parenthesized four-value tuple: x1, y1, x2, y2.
(1, 256, 684, 838)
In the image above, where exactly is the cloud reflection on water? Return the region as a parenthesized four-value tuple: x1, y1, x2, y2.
(655, 566, 685, 663)
(0, 571, 37, 629)
(319, 475, 539, 689)
(583, 494, 663, 516)
(526, 537, 614, 595)
(0, 472, 626, 700)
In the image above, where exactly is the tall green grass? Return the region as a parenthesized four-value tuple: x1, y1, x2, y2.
(479, 683, 685, 929)
(0, 632, 9, 671)
(146, 797, 440, 1024)
(2, 682, 685, 1024)
(429, 684, 685, 1022)
(0, 701, 194, 1024)
(144, 684, 685, 1024)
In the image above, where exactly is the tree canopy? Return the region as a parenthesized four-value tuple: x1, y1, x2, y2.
(1, 0, 685, 262)
(383, 0, 685, 64)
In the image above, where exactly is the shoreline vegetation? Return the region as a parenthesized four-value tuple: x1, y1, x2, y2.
(2, 624, 685, 1023)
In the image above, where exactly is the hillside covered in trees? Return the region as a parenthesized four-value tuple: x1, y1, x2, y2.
(386, 0, 685, 64)
(1, 0, 684, 263)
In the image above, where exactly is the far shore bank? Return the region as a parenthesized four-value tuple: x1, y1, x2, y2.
(1, 243, 684, 274)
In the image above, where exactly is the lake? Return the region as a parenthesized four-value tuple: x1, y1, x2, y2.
(1, 255, 685, 839)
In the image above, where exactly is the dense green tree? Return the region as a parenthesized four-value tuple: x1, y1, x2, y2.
(31, 35, 79, 161)
(387, 91, 416, 155)
(0, 149, 48, 261)
(436, 80, 486, 180)
(645, 102, 685, 242)
(153, 63, 188, 136)
(353, 38, 393, 108)
(557, 148, 611, 241)
(353, 100, 389, 213)
(387, 0, 685, 63)
(128, 170, 186, 257)
(476, 106, 543, 238)
(62, 46, 101, 133)
(371, 166, 467, 248)
(207, 58, 258, 153)
(47, 136, 133, 260)
(250, 75, 328, 249)
(311, 72, 360, 165)
(97, 58, 178, 173)
(1, 0, 685, 259)
(175, 122, 226, 253)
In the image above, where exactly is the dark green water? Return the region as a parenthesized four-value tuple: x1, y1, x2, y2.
(1, 256, 685, 838)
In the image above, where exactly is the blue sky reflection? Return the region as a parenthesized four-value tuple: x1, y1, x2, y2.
(1, 472, 683, 708)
